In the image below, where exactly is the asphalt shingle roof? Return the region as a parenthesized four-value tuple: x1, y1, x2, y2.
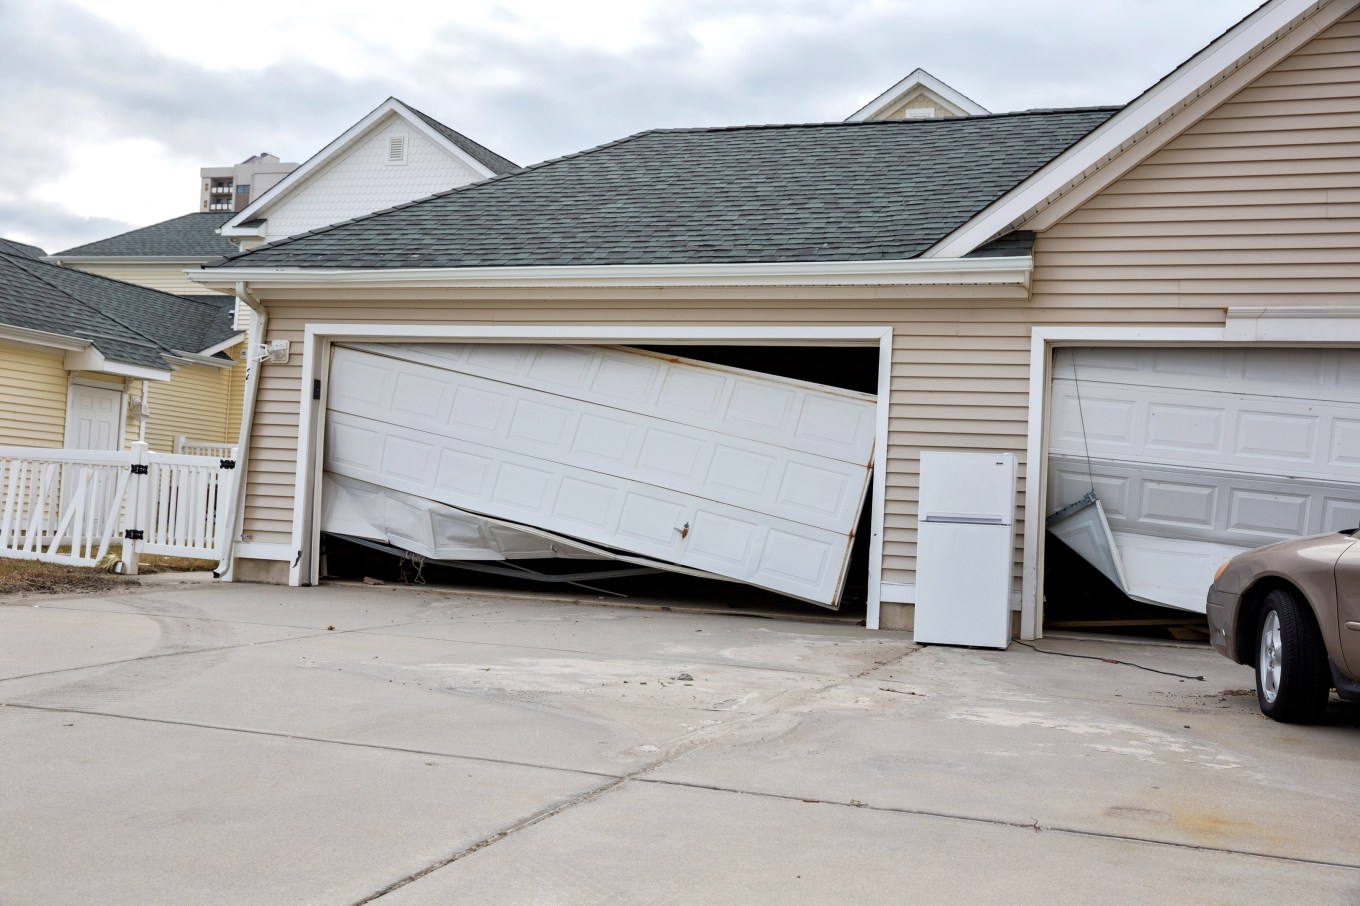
(0, 247, 240, 370)
(0, 237, 46, 258)
(215, 108, 1116, 270)
(55, 212, 239, 259)
(406, 103, 521, 177)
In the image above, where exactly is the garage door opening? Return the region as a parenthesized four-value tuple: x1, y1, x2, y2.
(1041, 345, 1360, 640)
(316, 341, 880, 620)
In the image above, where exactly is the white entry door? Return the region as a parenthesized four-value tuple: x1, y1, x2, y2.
(65, 384, 123, 451)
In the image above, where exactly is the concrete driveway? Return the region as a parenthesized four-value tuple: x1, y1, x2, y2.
(2, 579, 1358, 905)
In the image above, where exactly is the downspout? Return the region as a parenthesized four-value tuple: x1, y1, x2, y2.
(214, 281, 267, 580)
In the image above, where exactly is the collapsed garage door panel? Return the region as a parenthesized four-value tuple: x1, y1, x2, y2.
(323, 344, 875, 607)
(328, 347, 871, 532)
(1048, 347, 1360, 613)
(344, 342, 877, 465)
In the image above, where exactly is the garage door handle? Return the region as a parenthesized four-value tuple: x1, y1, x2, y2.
(675, 523, 690, 540)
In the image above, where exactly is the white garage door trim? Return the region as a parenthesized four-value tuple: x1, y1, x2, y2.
(1024, 312, 1360, 640)
(286, 324, 894, 628)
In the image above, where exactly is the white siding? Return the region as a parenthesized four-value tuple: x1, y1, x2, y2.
(262, 114, 486, 241)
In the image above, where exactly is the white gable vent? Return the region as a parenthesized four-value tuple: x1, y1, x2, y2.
(903, 108, 937, 119)
(387, 135, 407, 164)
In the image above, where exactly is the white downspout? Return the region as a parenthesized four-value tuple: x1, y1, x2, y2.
(214, 281, 267, 580)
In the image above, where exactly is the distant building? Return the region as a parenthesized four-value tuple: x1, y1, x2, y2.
(199, 153, 300, 213)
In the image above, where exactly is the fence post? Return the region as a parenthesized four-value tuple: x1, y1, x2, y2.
(174, 435, 186, 454)
(121, 441, 150, 576)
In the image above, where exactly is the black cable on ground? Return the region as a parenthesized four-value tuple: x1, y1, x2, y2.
(1013, 640, 1205, 681)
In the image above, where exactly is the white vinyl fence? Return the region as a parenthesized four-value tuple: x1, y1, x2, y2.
(0, 442, 237, 573)
(174, 436, 239, 459)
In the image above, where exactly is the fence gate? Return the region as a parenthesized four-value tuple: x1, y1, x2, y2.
(0, 442, 237, 574)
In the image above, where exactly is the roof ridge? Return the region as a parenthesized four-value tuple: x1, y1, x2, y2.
(641, 106, 1126, 136)
(214, 129, 658, 266)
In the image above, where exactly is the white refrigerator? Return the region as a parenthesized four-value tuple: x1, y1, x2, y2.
(913, 451, 1017, 649)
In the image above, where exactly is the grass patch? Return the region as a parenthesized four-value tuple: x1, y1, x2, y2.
(0, 553, 216, 597)
(0, 558, 120, 596)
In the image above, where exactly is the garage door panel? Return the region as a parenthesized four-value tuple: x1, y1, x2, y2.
(325, 410, 850, 605)
(1051, 381, 1358, 482)
(1049, 347, 1360, 613)
(330, 347, 869, 533)
(344, 342, 876, 465)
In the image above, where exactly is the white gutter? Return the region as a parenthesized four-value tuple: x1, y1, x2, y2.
(194, 333, 248, 358)
(165, 350, 239, 369)
(63, 346, 172, 382)
(188, 256, 1033, 291)
(214, 284, 267, 580)
(0, 323, 91, 352)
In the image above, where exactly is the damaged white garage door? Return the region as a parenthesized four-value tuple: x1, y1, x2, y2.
(1048, 347, 1360, 612)
(321, 343, 876, 607)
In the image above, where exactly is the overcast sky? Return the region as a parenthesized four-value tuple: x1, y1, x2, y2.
(1, 0, 1264, 254)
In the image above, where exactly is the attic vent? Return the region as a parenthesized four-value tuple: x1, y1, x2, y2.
(387, 135, 407, 164)
(903, 108, 936, 120)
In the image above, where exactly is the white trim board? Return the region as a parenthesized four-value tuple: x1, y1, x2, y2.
(190, 256, 1033, 291)
(279, 324, 893, 630)
(1020, 322, 1360, 640)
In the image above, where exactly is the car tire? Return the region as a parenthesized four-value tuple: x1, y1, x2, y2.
(1255, 587, 1330, 724)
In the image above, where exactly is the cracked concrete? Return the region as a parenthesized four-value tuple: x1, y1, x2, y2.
(2, 581, 1358, 904)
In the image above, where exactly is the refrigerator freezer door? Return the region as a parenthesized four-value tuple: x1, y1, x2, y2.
(913, 522, 1012, 648)
(918, 452, 1017, 524)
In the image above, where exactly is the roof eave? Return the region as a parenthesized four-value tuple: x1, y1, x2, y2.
(190, 256, 1033, 291)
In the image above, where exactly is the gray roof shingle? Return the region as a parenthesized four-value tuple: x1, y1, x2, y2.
(55, 212, 239, 259)
(0, 247, 239, 369)
(215, 108, 1116, 270)
(0, 237, 46, 259)
(406, 103, 520, 177)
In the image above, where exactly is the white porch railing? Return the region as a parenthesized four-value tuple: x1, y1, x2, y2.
(174, 436, 239, 459)
(0, 442, 237, 573)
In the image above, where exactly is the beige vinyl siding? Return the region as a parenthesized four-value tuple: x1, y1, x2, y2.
(225, 343, 246, 442)
(234, 11, 1360, 587)
(237, 290, 1218, 584)
(63, 262, 211, 296)
(0, 344, 70, 448)
(1035, 10, 1360, 309)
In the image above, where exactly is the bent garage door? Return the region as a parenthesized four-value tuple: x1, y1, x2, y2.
(321, 343, 876, 606)
(1047, 347, 1360, 612)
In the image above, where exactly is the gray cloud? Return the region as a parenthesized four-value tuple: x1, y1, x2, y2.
(0, 0, 1262, 252)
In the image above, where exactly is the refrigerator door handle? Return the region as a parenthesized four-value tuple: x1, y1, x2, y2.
(921, 515, 1008, 525)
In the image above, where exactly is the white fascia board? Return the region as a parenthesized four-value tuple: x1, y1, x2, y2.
(165, 347, 239, 369)
(43, 255, 217, 266)
(189, 255, 1032, 291)
(846, 68, 990, 122)
(0, 323, 90, 353)
(193, 333, 247, 358)
(925, 0, 1337, 258)
(63, 346, 172, 382)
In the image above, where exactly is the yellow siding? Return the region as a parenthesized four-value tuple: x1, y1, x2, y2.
(234, 11, 1360, 587)
(138, 360, 238, 453)
(0, 344, 69, 448)
(64, 262, 211, 296)
(226, 343, 246, 441)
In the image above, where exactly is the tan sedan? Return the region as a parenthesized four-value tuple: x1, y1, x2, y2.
(1207, 528, 1360, 723)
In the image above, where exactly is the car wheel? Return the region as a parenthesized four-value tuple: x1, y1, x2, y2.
(1256, 588, 1330, 723)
